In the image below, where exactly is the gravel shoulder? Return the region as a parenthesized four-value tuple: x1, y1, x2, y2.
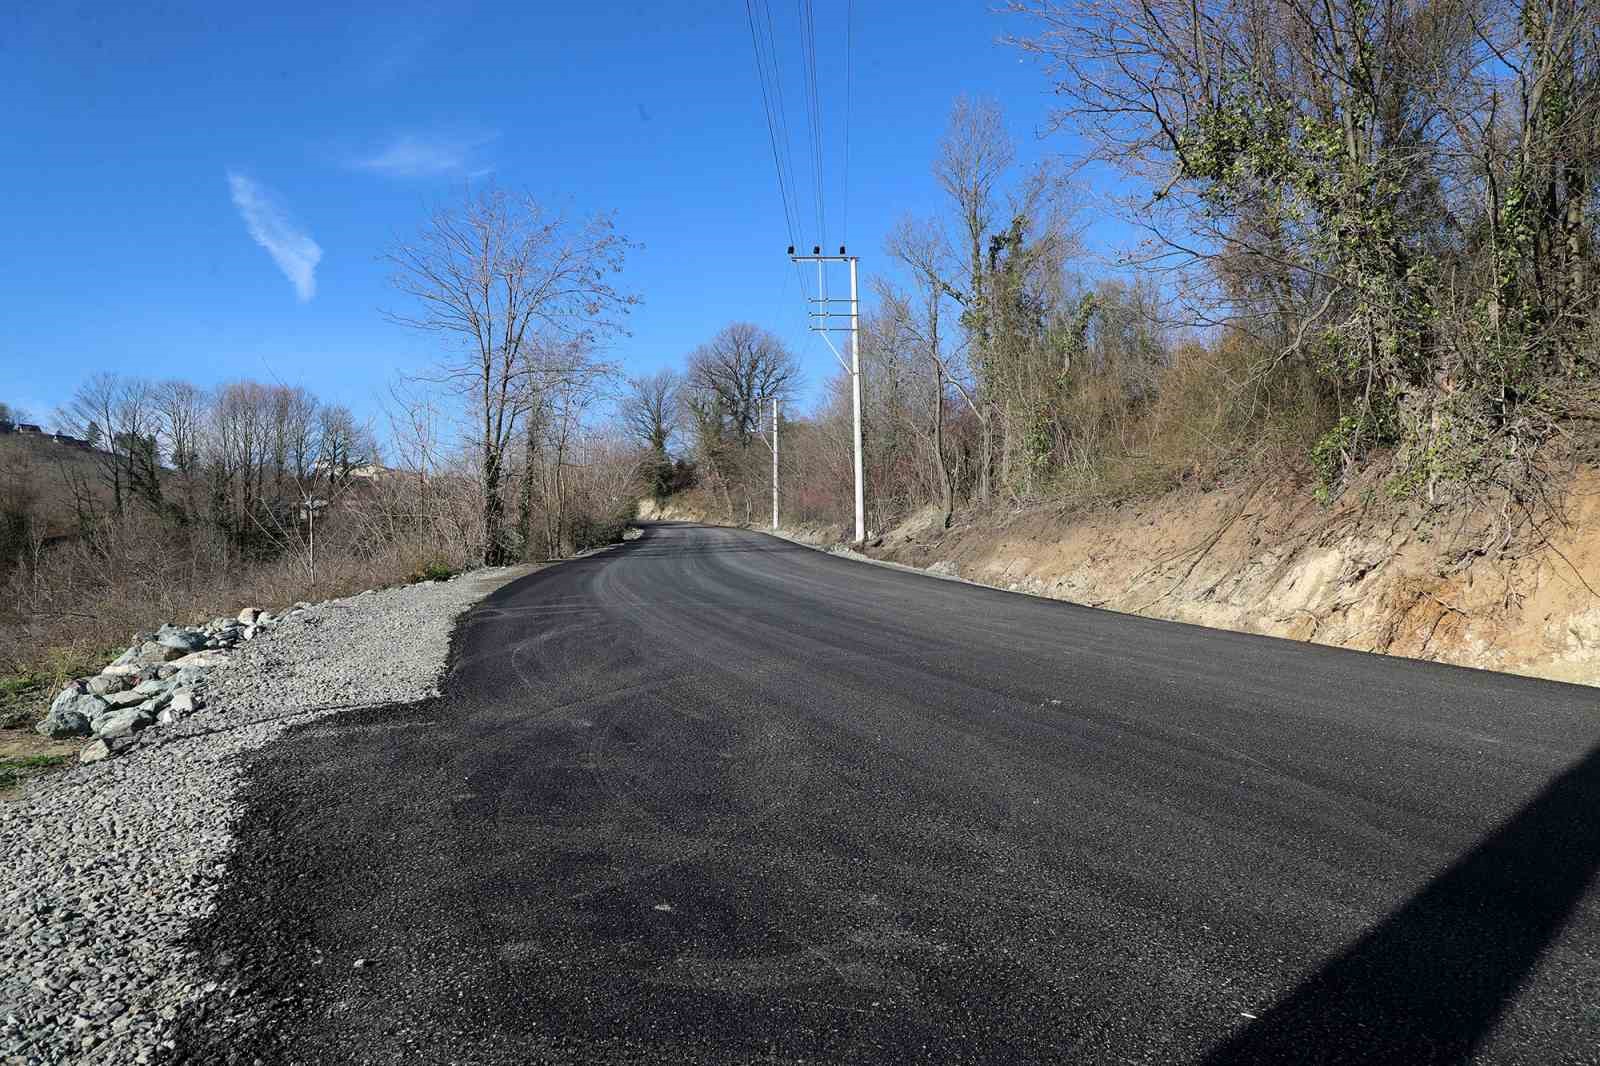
(0, 566, 535, 1066)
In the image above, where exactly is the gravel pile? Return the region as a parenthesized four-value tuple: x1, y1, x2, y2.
(0, 568, 524, 1066)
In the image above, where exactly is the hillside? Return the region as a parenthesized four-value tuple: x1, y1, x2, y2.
(0, 430, 119, 539)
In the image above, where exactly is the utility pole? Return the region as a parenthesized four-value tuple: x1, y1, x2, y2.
(771, 397, 779, 530)
(788, 245, 864, 544)
(299, 495, 327, 584)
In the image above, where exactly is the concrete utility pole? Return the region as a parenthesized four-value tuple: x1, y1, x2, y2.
(299, 496, 328, 584)
(788, 245, 865, 544)
(771, 398, 780, 530)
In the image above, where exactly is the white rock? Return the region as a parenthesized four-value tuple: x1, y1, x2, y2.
(168, 650, 230, 670)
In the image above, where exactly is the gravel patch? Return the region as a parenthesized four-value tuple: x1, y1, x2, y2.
(0, 567, 532, 1066)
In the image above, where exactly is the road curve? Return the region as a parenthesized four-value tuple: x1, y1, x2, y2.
(173, 521, 1600, 1064)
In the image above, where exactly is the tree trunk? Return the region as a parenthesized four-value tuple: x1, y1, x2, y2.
(934, 363, 951, 527)
(482, 442, 509, 566)
(977, 407, 994, 505)
(517, 424, 537, 560)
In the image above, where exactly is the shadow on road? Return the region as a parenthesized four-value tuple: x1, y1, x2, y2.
(1202, 743, 1600, 1064)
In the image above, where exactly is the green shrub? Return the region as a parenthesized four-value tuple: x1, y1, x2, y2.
(408, 559, 458, 584)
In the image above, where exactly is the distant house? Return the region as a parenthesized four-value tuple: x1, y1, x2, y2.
(311, 459, 389, 480)
(51, 432, 89, 448)
(15, 423, 43, 435)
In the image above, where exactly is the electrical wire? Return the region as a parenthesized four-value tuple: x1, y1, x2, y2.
(843, 0, 852, 245)
(750, 0, 815, 317)
(759, 0, 805, 251)
(797, 0, 826, 246)
(744, 0, 799, 248)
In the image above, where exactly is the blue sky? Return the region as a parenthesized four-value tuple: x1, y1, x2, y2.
(1, 1, 1127, 433)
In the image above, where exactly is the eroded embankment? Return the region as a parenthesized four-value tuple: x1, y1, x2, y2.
(645, 468, 1600, 688)
(864, 472, 1600, 687)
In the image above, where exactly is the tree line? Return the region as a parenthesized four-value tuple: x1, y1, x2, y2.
(49, 373, 376, 542)
(632, 0, 1597, 538)
(1010, 0, 1599, 504)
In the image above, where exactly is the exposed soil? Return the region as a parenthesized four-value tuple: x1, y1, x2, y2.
(645, 467, 1600, 687)
(0, 728, 79, 800)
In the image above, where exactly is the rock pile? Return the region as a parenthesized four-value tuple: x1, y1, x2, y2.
(1, 572, 516, 1066)
(34, 606, 312, 763)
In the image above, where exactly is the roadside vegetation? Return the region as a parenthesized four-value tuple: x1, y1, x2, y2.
(0, 190, 644, 729)
(640, 0, 1598, 557)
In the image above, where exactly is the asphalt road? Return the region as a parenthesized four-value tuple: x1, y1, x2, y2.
(173, 521, 1600, 1064)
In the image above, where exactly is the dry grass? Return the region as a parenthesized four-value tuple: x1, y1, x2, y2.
(0, 748, 76, 800)
(0, 504, 473, 729)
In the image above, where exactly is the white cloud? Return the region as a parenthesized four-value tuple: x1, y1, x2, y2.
(227, 172, 322, 302)
(353, 132, 496, 178)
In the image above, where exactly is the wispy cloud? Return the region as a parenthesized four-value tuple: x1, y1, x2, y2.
(353, 131, 497, 178)
(227, 172, 322, 302)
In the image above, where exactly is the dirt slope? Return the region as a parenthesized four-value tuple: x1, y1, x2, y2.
(645, 469, 1600, 687)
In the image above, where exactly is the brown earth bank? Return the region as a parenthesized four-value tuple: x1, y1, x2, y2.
(642, 465, 1600, 689)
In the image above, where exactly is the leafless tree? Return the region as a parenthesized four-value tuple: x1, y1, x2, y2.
(886, 216, 970, 525)
(57, 373, 162, 517)
(685, 323, 801, 445)
(154, 379, 207, 517)
(621, 369, 681, 454)
(620, 368, 682, 502)
(384, 185, 638, 564)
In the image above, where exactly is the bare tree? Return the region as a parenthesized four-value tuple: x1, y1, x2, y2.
(384, 376, 449, 532)
(621, 369, 681, 453)
(621, 369, 682, 502)
(211, 381, 271, 537)
(154, 379, 207, 519)
(316, 404, 375, 487)
(385, 185, 637, 564)
(886, 216, 968, 525)
(57, 373, 162, 518)
(685, 323, 801, 445)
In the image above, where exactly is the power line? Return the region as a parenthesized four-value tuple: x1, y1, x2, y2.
(843, 0, 852, 244)
(797, 0, 826, 245)
(753, 0, 817, 323)
(759, 0, 805, 249)
(743, 0, 799, 247)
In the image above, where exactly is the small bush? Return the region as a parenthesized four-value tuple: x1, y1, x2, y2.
(408, 559, 458, 584)
(567, 504, 635, 554)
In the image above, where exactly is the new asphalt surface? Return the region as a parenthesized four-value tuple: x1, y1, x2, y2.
(173, 521, 1600, 1064)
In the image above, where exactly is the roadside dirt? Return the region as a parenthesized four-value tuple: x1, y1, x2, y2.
(0, 729, 79, 801)
(643, 468, 1600, 687)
